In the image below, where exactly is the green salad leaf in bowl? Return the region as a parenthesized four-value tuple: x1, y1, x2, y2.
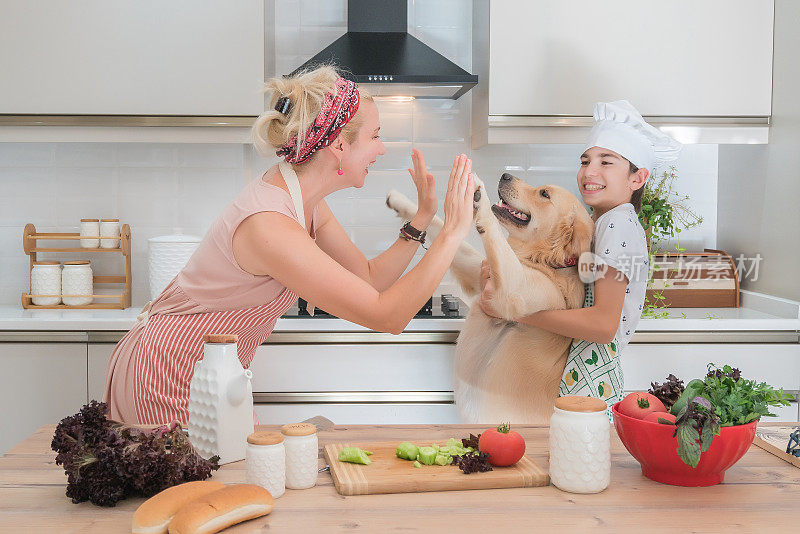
(666, 363, 794, 467)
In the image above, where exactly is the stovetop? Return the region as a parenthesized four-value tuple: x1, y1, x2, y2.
(281, 294, 467, 319)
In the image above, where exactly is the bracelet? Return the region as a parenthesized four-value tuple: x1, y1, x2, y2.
(399, 222, 428, 249)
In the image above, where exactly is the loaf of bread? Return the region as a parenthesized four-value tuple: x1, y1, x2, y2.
(132, 480, 227, 534)
(168, 484, 274, 534)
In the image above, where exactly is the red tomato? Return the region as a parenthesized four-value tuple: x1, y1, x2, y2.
(643, 411, 676, 425)
(478, 423, 526, 466)
(617, 392, 666, 419)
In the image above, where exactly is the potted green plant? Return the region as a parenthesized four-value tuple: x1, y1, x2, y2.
(637, 166, 703, 318)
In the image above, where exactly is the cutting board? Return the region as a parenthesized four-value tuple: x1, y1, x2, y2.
(323, 441, 549, 495)
(754, 425, 800, 469)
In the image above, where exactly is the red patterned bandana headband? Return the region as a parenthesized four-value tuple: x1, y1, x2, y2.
(276, 77, 360, 165)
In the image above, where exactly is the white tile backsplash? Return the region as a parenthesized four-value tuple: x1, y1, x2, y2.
(175, 144, 243, 169)
(0, 0, 719, 307)
(0, 143, 55, 166)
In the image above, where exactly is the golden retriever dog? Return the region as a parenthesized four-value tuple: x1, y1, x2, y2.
(386, 172, 594, 423)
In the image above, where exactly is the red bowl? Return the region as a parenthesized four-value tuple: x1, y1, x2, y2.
(612, 402, 757, 486)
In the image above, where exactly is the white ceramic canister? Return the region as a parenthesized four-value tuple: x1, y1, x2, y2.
(30, 261, 61, 305)
(187, 334, 255, 465)
(281, 423, 318, 489)
(148, 232, 202, 301)
(99, 218, 120, 249)
(61, 260, 93, 306)
(246, 431, 286, 498)
(80, 219, 100, 248)
(548, 396, 611, 494)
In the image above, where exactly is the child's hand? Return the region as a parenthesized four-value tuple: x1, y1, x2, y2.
(478, 260, 501, 318)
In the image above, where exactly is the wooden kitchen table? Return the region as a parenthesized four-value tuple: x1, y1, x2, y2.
(1, 423, 799, 533)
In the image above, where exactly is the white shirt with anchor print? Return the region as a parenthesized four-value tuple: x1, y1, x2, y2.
(592, 202, 649, 349)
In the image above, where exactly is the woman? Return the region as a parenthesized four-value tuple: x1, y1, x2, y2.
(478, 100, 681, 419)
(103, 66, 476, 425)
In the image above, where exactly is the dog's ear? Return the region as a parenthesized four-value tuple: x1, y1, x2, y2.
(552, 207, 594, 261)
(568, 208, 594, 257)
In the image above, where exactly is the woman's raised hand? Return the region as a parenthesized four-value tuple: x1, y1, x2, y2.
(408, 148, 436, 227)
(441, 153, 475, 242)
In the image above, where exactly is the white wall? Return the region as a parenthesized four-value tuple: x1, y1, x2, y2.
(0, 0, 719, 307)
(717, 0, 800, 301)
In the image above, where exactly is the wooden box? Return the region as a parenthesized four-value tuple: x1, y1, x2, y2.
(646, 248, 739, 308)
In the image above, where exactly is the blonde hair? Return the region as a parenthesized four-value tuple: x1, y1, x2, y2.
(252, 65, 373, 163)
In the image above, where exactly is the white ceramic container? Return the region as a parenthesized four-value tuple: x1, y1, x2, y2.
(61, 261, 93, 306)
(31, 261, 61, 305)
(549, 396, 611, 494)
(188, 334, 254, 465)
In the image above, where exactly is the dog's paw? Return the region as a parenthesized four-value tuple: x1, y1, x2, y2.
(385, 189, 417, 219)
(472, 180, 493, 233)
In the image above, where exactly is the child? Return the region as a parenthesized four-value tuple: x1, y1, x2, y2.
(478, 100, 682, 419)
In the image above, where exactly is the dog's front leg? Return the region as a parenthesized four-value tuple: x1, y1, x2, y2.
(386, 189, 484, 296)
(472, 182, 528, 319)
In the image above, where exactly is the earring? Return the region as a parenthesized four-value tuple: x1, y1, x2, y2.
(337, 165, 343, 176)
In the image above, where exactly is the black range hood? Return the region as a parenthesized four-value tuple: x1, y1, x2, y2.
(289, 0, 478, 100)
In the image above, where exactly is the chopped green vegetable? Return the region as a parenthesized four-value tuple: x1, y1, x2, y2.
(418, 446, 437, 465)
(395, 442, 419, 461)
(414, 461, 422, 468)
(434, 454, 452, 466)
(338, 447, 372, 465)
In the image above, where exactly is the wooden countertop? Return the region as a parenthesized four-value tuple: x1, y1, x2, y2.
(1, 423, 799, 532)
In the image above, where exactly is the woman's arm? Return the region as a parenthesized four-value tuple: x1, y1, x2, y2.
(314, 149, 437, 291)
(314, 200, 432, 291)
(479, 262, 627, 344)
(233, 154, 474, 334)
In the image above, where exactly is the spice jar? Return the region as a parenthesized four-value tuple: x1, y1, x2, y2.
(549, 396, 610, 494)
(246, 431, 285, 498)
(61, 260, 93, 306)
(281, 422, 318, 489)
(80, 219, 100, 248)
(100, 218, 120, 249)
(31, 261, 61, 305)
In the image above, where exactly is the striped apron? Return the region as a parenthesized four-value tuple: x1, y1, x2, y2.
(133, 161, 309, 425)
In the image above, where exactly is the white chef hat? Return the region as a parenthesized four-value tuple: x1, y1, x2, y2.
(584, 100, 682, 171)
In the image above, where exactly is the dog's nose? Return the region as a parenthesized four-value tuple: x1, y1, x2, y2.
(500, 173, 513, 182)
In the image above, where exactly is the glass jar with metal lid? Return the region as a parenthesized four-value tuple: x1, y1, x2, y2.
(281, 422, 318, 489)
(549, 396, 611, 494)
(246, 431, 285, 498)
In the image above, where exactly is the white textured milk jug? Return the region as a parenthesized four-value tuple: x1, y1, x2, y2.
(188, 334, 255, 464)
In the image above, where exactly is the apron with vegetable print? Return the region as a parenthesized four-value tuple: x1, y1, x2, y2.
(558, 282, 625, 422)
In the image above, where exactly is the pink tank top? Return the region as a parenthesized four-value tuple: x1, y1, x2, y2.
(153, 174, 318, 314)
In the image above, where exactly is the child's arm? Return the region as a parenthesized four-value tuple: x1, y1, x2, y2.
(478, 262, 627, 344)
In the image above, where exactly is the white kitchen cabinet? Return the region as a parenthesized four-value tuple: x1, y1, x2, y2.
(88, 344, 116, 403)
(488, 0, 773, 117)
(0, 343, 87, 455)
(250, 344, 455, 392)
(255, 403, 461, 427)
(621, 343, 800, 391)
(0, 0, 265, 116)
(250, 342, 458, 425)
